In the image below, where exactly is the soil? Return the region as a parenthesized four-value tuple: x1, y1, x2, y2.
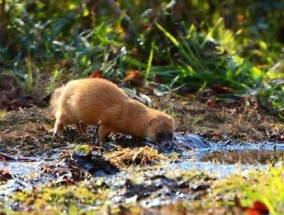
(0, 87, 284, 214)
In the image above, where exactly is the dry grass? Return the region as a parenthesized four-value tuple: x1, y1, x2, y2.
(104, 146, 167, 169)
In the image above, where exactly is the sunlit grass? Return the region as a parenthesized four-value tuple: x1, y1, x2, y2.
(3, 179, 109, 214)
(213, 166, 284, 214)
(1, 0, 284, 112)
(4, 166, 284, 214)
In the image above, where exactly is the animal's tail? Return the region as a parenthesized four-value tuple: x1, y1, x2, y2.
(50, 86, 64, 116)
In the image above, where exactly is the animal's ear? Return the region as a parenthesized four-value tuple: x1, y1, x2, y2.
(168, 117, 174, 124)
(149, 118, 159, 127)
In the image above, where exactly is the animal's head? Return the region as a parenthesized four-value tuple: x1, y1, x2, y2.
(146, 113, 174, 150)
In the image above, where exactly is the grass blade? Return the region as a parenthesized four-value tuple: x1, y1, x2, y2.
(145, 40, 155, 79)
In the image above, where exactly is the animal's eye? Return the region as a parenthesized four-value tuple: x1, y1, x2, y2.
(168, 133, 173, 139)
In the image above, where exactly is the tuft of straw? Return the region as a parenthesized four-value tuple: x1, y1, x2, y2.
(104, 146, 167, 168)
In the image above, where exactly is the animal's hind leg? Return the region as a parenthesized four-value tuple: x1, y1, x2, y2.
(97, 123, 112, 145)
(76, 121, 87, 135)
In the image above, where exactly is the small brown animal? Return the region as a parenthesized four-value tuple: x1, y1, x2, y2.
(50, 78, 174, 148)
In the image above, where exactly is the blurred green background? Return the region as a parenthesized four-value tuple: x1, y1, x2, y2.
(0, 0, 284, 114)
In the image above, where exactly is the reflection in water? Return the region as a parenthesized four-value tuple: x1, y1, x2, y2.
(173, 134, 284, 177)
(173, 160, 269, 178)
(200, 150, 284, 164)
(176, 134, 284, 165)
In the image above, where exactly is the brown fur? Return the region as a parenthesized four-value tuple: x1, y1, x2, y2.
(50, 86, 64, 116)
(50, 78, 174, 145)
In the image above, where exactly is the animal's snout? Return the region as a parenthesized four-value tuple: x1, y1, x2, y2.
(161, 140, 174, 151)
(163, 142, 170, 148)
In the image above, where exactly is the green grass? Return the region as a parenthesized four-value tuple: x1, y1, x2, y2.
(213, 166, 284, 214)
(1, 0, 284, 114)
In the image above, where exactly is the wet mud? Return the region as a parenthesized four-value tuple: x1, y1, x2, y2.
(1, 133, 283, 209)
(1, 108, 284, 213)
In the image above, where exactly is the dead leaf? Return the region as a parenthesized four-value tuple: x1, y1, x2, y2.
(234, 195, 269, 215)
(124, 70, 145, 88)
(237, 14, 245, 22)
(247, 201, 269, 214)
(0, 169, 13, 181)
(90, 70, 102, 78)
(154, 74, 163, 84)
(211, 85, 234, 94)
(207, 99, 217, 108)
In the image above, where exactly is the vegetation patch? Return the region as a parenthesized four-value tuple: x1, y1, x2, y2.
(1, 0, 284, 214)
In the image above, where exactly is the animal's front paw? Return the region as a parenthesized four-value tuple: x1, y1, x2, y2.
(51, 128, 64, 138)
(48, 128, 55, 134)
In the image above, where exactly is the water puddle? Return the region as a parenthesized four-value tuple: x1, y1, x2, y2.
(0, 134, 283, 210)
(172, 134, 284, 177)
(1, 134, 284, 182)
(200, 149, 284, 164)
(0, 161, 42, 178)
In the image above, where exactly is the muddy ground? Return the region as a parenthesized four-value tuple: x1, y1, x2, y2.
(0, 92, 284, 214)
